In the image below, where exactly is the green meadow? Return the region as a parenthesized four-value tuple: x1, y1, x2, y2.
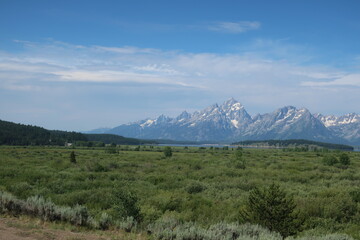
(1, 145, 360, 239)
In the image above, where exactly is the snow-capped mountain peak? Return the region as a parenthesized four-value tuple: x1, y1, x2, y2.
(156, 114, 171, 123)
(176, 111, 191, 122)
(315, 113, 360, 127)
(221, 98, 244, 111)
(140, 119, 155, 128)
(104, 99, 359, 145)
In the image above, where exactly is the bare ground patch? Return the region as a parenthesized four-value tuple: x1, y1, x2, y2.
(0, 216, 143, 240)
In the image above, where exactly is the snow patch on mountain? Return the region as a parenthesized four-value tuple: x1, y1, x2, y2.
(231, 119, 239, 128)
(315, 113, 360, 127)
(104, 98, 359, 144)
(140, 119, 155, 128)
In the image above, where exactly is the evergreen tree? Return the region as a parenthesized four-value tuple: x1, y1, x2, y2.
(70, 151, 76, 163)
(240, 183, 302, 237)
(234, 148, 246, 169)
(163, 146, 172, 158)
(339, 153, 350, 165)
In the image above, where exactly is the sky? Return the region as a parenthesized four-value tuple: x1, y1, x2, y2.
(0, 0, 360, 131)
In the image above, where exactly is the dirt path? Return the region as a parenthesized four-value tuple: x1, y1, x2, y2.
(0, 216, 127, 240)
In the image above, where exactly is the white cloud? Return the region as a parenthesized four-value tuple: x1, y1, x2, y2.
(1, 40, 357, 92)
(292, 70, 344, 80)
(132, 64, 181, 75)
(94, 46, 158, 54)
(53, 70, 176, 84)
(208, 21, 261, 33)
(1, 39, 360, 121)
(301, 74, 360, 87)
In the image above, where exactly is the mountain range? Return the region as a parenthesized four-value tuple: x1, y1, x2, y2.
(89, 98, 360, 145)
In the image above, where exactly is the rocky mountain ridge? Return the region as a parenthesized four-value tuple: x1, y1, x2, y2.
(93, 98, 359, 145)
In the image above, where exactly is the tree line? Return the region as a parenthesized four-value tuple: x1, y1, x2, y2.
(233, 139, 354, 151)
(0, 119, 156, 146)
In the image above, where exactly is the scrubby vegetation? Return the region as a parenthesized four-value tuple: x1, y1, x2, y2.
(0, 191, 91, 226)
(0, 145, 359, 239)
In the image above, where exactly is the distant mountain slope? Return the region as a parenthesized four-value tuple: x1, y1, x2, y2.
(314, 113, 360, 145)
(104, 98, 359, 145)
(242, 106, 338, 142)
(83, 127, 112, 134)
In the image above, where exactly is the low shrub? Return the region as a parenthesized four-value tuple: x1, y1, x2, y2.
(186, 182, 207, 194)
(99, 212, 112, 230)
(116, 216, 137, 232)
(288, 233, 354, 240)
(147, 217, 283, 240)
(0, 191, 23, 215)
(0, 191, 91, 227)
(24, 195, 58, 221)
(69, 204, 90, 226)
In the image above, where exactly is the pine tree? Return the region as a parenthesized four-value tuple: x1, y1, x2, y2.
(163, 146, 172, 158)
(70, 151, 76, 163)
(240, 183, 302, 237)
(339, 153, 350, 165)
(234, 148, 246, 169)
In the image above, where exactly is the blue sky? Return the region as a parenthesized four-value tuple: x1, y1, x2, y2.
(0, 0, 359, 131)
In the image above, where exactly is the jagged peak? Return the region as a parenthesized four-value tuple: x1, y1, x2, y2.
(279, 105, 297, 111)
(180, 110, 190, 115)
(156, 114, 171, 122)
(221, 98, 245, 112)
(223, 97, 238, 105)
(106, 99, 358, 145)
(203, 103, 219, 112)
(313, 113, 324, 118)
(344, 113, 360, 118)
(176, 110, 191, 120)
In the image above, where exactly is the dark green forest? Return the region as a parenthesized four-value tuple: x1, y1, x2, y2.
(0, 119, 155, 146)
(85, 134, 156, 145)
(0, 119, 86, 145)
(233, 139, 354, 151)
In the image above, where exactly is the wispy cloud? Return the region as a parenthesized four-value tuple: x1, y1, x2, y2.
(1, 39, 359, 92)
(301, 74, 360, 87)
(53, 70, 175, 84)
(94, 46, 159, 54)
(208, 21, 261, 33)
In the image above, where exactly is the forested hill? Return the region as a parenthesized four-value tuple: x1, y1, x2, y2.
(0, 119, 86, 145)
(0, 119, 155, 146)
(85, 134, 156, 145)
(233, 139, 354, 151)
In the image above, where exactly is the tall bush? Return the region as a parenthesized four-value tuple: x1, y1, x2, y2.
(163, 146, 172, 158)
(112, 186, 141, 222)
(339, 153, 350, 165)
(322, 155, 338, 166)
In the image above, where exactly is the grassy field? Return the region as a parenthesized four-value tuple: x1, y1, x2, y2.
(1, 145, 360, 239)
